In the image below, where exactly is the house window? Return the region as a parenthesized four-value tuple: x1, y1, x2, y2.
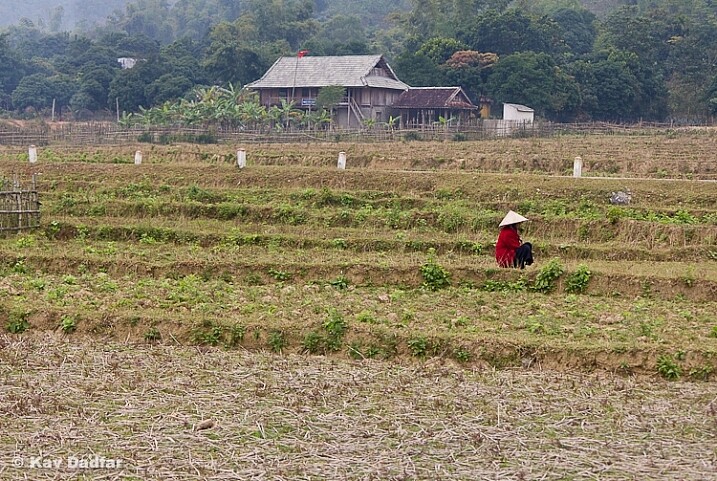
(302, 88, 311, 97)
(278, 89, 288, 99)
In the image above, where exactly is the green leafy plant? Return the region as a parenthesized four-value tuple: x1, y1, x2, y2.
(356, 310, 378, 324)
(407, 336, 429, 357)
(268, 330, 285, 353)
(421, 249, 451, 291)
(268, 268, 291, 282)
(192, 323, 224, 345)
(15, 235, 36, 248)
(324, 309, 348, 337)
(327, 275, 350, 290)
(144, 327, 161, 342)
(302, 331, 325, 354)
(227, 324, 246, 347)
(60, 315, 77, 333)
(532, 259, 565, 293)
(688, 366, 713, 381)
(565, 264, 592, 294)
(6, 309, 30, 334)
(330, 238, 348, 249)
(456, 239, 483, 254)
(453, 347, 471, 362)
(656, 354, 682, 380)
(482, 278, 527, 292)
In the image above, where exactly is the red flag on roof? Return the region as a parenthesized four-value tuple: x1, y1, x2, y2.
(297, 50, 309, 58)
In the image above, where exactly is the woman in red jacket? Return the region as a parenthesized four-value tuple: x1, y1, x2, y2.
(495, 210, 533, 269)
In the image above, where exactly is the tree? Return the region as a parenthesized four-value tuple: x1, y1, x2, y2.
(76, 64, 116, 110)
(0, 34, 26, 97)
(303, 14, 370, 56)
(203, 21, 267, 86)
(145, 73, 193, 105)
(442, 50, 498, 102)
(108, 59, 162, 112)
(551, 7, 596, 56)
(203, 42, 265, 86)
(11, 72, 76, 112)
(393, 51, 446, 86)
(11, 74, 51, 111)
(460, 9, 566, 57)
(569, 58, 640, 121)
(418, 37, 468, 64)
(316, 85, 346, 126)
(485, 51, 579, 120)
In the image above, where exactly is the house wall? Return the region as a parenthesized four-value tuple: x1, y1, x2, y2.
(253, 86, 404, 127)
(258, 88, 319, 107)
(394, 108, 477, 128)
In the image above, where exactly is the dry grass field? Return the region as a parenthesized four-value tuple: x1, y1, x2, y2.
(1, 334, 716, 480)
(1, 133, 717, 479)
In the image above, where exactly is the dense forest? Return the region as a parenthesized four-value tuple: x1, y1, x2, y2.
(2, 0, 717, 123)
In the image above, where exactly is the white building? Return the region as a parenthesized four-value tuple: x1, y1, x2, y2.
(117, 58, 140, 69)
(503, 103, 534, 123)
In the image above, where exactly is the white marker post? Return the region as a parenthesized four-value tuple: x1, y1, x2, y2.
(28, 145, 38, 164)
(337, 151, 346, 170)
(134, 150, 143, 165)
(573, 156, 583, 178)
(237, 149, 246, 169)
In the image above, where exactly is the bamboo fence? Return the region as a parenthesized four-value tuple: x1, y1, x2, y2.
(0, 174, 40, 232)
(0, 120, 689, 147)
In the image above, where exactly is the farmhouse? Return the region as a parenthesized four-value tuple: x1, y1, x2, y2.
(247, 54, 480, 128)
(392, 87, 478, 128)
(246, 55, 409, 128)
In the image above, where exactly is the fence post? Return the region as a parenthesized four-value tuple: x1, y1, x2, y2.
(337, 151, 346, 170)
(573, 156, 583, 178)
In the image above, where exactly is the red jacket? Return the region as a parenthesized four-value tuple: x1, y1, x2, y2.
(495, 226, 521, 267)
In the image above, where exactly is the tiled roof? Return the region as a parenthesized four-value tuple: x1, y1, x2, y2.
(392, 87, 477, 109)
(246, 55, 409, 91)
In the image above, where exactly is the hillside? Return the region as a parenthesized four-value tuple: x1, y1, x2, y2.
(0, 0, 625, 31)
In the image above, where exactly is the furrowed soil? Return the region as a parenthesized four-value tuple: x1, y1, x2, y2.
(1, 334, 716, 480)
(1, 134, 716, 479)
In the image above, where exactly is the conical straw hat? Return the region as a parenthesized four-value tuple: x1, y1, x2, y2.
(499, 210, 528, 227)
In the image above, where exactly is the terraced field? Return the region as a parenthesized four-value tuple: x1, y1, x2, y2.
(1, 135, 716, 479)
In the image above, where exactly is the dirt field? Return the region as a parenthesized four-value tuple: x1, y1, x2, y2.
(1, 133, 717, 479)
(1, 334, 716, 480)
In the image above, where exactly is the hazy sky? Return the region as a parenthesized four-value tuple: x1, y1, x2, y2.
(0, 0, 129, 30)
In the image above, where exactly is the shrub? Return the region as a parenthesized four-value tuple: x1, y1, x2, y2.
(268, 330, 285, 353)
(302, 331, 325, 354)
(407, 336, 429, 357)
(656, 355, 682, 380)
(60, 315, 77, 333)
(327, 275, 350, 290)
(6, 308, 30, 334)
(144, 327, 161, 342)
(420, 249, 451, 291)
(228, 324, 246, 347)
(565, 264, 592, 294)
(532, 259, 565, 293)
(268, 269, 291, 282)
(403, 131, 421, 141)
(452, 132, 467, 142)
